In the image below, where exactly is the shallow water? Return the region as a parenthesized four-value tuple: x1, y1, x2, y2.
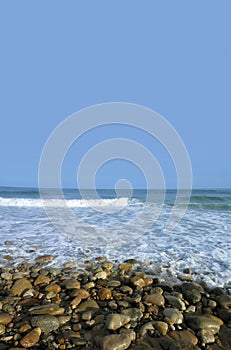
(0, 187, 230, 288)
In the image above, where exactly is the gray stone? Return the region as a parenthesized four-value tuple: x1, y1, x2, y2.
(181, 283, 201, 304)
(163, 308, 183, 324)
(165, 294, 186, 310)
(121, 308, 143, 321)
(31, 315, 59, 334)
(102, 330, 135, 350)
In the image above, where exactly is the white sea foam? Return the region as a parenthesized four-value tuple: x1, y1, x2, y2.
(0, 197, 129, 208)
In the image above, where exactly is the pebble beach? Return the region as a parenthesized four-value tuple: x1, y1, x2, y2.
(0, 254, 230, 350)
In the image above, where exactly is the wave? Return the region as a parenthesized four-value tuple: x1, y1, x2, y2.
(0, 197, 129, 208)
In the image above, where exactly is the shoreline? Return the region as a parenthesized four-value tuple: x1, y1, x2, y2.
(0, 255, 230, 349)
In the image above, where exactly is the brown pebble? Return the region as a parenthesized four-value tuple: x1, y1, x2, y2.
(145, 293, 165, 307)
(98, 288, 112, 301)
(11, 278, 33, 296)
(45, 283, 61, 293)
(19, 324, 32, 333)
(0, 313, 12, 325)
(35, 255, 54, 263)
(34, 275, 51, 286)
(20, 327, 41, 348)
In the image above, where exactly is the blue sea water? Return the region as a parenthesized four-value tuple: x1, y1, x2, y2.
(0, 187, 230, 288)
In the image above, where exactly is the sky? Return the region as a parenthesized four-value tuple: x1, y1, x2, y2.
(0, 1, 230, 189)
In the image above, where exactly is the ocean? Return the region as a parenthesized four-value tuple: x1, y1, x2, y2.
(0, 187, 230, 289)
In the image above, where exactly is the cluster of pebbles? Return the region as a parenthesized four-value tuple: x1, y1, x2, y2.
(0, 255, 230, 350)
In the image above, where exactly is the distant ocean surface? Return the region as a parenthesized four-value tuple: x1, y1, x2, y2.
(0, 187, 230, 289)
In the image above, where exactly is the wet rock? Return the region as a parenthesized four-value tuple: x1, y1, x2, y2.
(139, 322, 154, 337)
(102, 330, 135, 350)
(0, 324, 5, 335)
(29, 303, 63, 315)
(154, 321, 168, 335)
(186, 315, 220, 334)
(20, 327, 41, 348)
(1, 272, 12, 280)
(10, 278, 33, 296)
(216, 295, 231, 309)
(163, 308, 183, 324)
(119, 263, 134, 272)
(217, 308, 231, 322)
(131, 276, 146, 288)
(168, 330, 198, 345)
(197, 329, 215, 344)
(108, 280, 121, 287)
(45, 283, 61, 293)
(31, 315, 59, 334)
(70, 288, 90, 299)
(0, 313, 12, 325)
(181, 283, 201, 304)
(34, 275, 51, 286)
(106, 313, 130, 330)
(144, 293, 165, 307)
(122, 308, 143, 321)
(35, 255, 54, 263)
(98, 288, 112, 301)
(77, 299, 99, 312)
(64, 279, 81, 289)
(165, 294, 186, 310)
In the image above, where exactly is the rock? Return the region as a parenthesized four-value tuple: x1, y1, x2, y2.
(181, 283, 201, 304)
(106, 313, 130, 330)
(0, 313, 12, 325)
(29, 303, 63, 315)
(217, 308, 231, 322)
(65, 279, 81, 289)
(102, 330, 135, 350)
(20, 327, 41, 348)
(154, 321, 168, 335)
(98, 288, 112, 301)
(95, 271, 107, 279)
(1, 272, 12, 280)
(57, 315, 71, 325)
(218, 325, 231, 349)
(34, 275, 51, 286)
(0, 324, 5, 335)
(131, 276, 146, 288)
(144, 293, 165, 307)
(163, 308, 183, 324)
(77, 299, 99, 312)
(108, 280, 121, 287)
(197, 329, 215, 344)
(70, 288, 90, 298)
(31, 315, 59, 334)
(159, 334, 200, 350)
(82, 310, 92, 320)
(168, 330, 198, 345)
(122, 308, 143, 321)
(216, 295, 231, 309)
(35, 255, 54, 263)
(10, 278, 33, 296)
(45, 283, 61, 293)
(178, 275, 193, 282)
(186, 315, 220, 334)
(165, 294, 186, 310)
(119, 263, 134, 272)
(203, 314, 223, 326)
(139, 322, 154, 337)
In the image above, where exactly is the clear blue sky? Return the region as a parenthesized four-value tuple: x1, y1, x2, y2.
(0, 1, 230, 189)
